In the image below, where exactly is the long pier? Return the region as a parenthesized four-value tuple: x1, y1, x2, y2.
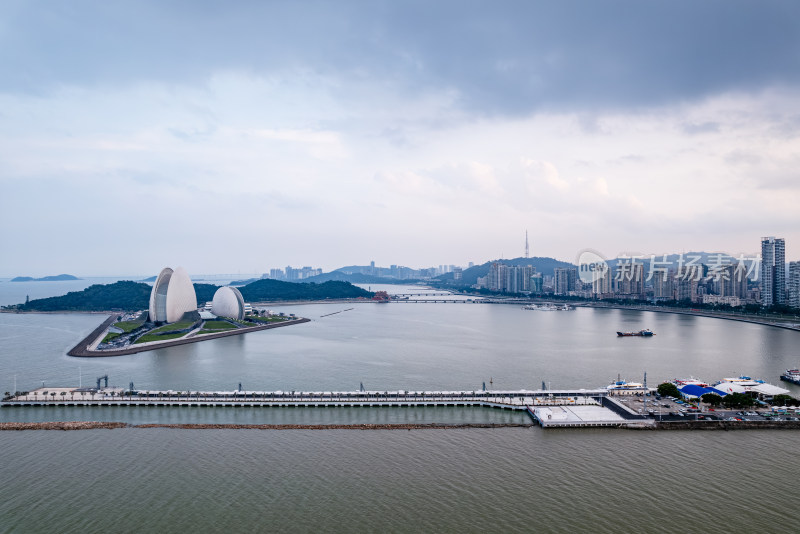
(3, 388, 651, 428)
(5, 388, 605, 407)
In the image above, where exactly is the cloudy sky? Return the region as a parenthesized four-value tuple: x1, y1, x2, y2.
(2, 1, 799, 276)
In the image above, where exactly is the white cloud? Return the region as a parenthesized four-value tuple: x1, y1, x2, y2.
(2, 71, 800, 274)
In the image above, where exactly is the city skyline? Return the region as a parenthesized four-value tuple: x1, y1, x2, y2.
(2, 2, 800, 275)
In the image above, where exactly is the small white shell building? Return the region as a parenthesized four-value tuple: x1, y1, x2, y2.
(211, 286, 246, 320)
(148, 266, 198, 323)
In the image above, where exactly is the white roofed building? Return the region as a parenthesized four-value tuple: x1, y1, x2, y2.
(148, 267, 198, 323)
(211, 286, 246, 320)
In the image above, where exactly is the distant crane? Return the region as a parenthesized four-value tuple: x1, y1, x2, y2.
(96, 375, 108, 389)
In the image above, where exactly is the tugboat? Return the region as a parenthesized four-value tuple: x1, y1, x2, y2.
(780, 369, 800, 385)
(616, 329, 655, 337)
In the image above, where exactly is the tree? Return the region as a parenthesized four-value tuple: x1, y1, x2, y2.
(721, 392, 755, 408)
(770, 394, 799, 407)
(701, 393, 722, 406)
(657, 383, 680, 398)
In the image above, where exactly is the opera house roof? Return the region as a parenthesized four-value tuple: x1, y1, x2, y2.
(148, 266, 198, 323)
(211, 286, 245, 320)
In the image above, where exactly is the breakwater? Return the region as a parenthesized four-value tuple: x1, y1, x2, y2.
(0, 421, 534, 431)
(654, 420, 800, 430)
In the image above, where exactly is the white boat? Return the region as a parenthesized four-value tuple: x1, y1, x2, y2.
(605, 379, 647, 395)
(522, 304, 572, 311)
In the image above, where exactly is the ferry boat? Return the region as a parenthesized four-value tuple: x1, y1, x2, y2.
(616, 329, 655, 337)
(605, 379, 647, 395)
(780, 369, 800, 385)
(673, 378, 709, 388)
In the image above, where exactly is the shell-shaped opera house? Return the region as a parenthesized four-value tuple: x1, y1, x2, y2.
(148, 267, 198, 323)
(211, 286, 245, 320)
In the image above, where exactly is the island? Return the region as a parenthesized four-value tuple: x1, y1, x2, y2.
(10, 274, 81, 282)
(5, 279, 373, 312)
(2, 266, 374, 357)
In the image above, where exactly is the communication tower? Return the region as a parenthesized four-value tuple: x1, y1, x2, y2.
(525, 230, 529, 259)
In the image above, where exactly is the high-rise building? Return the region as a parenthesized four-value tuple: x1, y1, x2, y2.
(761, 236, 786, 306)
(674, 265, 703, 302)
(616, 263, 644, 297)
(652, 269, 672, 300)
(789, 261, 800, 309)
(592, 266, 612, 296)
(719, 264, 749, 299)
(554, 267, 577, 295)
(488, 262, 505, 292)
(530, 273, 543, 293)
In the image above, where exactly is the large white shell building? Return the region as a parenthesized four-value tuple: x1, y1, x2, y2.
(148, 266, 198, 323)
(211, 286, 246, 320)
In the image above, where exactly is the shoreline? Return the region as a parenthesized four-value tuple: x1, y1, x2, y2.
(574, 302, 800, 332)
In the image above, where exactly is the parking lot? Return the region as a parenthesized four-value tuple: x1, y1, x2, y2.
(614, 394, 800, 422)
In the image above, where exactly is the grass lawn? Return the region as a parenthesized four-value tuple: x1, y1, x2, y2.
(113, 320, 144, 333)
(247, 315, 288, 323)
(134, 332, 187, 344)
(148, 321, 195, 334)
(202, 320, 237, 330)
(102, 332, 120, 343)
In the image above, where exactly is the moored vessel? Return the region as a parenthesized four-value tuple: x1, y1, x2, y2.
(780, 369, 800, 385)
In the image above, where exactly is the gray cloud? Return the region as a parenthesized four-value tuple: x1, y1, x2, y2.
(2, 1, 800, 116)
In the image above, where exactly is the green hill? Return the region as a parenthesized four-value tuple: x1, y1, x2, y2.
(239, 279, 373, 301)
(16, 281, 152, 311)
(10, 278, 372, 311)
(437, 257, 576, 286)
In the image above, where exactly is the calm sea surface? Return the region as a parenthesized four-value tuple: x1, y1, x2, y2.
(1, 283, 800, 532)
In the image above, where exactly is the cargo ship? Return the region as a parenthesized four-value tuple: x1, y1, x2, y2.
(780, 369, 800, 385)
(616, 329, 655, 337)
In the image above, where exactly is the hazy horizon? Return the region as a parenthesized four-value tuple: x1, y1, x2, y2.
(2, 1, 799, 276)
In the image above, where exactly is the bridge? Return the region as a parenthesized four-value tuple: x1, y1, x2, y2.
(391, 292, 455, 297)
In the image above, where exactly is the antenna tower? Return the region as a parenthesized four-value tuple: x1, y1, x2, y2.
(525, 230, 529, 259)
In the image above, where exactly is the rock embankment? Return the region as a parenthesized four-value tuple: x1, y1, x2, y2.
(0, 421, 128, 431)
(654, 420, 800, 430)
(0, 421, 533, 431)
(134, 423, 535, 430)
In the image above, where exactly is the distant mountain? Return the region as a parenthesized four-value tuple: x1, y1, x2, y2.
(301, 271, 419, 285)
(438, 257, 577, 286)
(11, 274, 81, 282)
(230, 278, 258, 286)
(140, 276, 157, 282)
